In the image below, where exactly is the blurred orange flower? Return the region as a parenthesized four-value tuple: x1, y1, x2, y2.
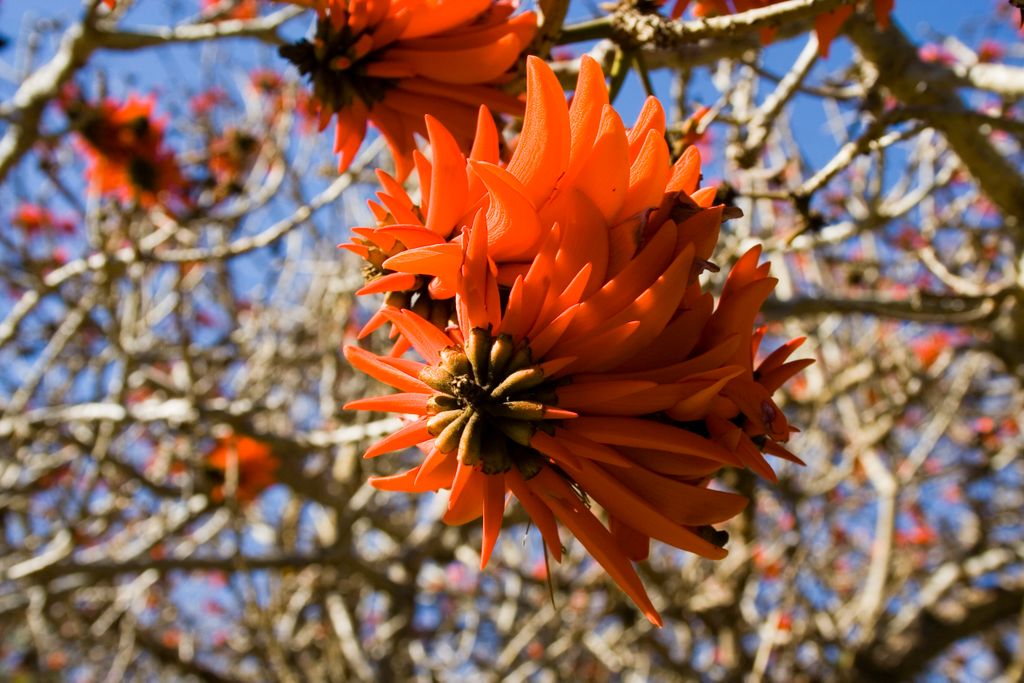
(202, 0, 260, 19)
(207, 128, 261, 198)
(344, 57, 809, 624)
(68, 95, 183, 207)
(205, 435, 280, 502)
(277, 0, 536, 178)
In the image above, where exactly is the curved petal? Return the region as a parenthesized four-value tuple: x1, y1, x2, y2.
(507, 56, 571, 208)
(572, 105, 629, 225)
(424, 115, 468, 237)
(399, 0, 492, 40)
(471, 161, 544, 261)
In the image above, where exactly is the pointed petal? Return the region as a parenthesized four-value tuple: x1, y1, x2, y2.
(506, 56, 571, 207)
(471, 160, 544, 261)
(814, 5, 854, 58)
(626, 96, 666, 162)
(363, 419, 432, 458)
(565, 55, 610, 187)
(757, 337, 807, 374)
(424, 115, 468, 237)
(618, 128, 670, 223)
(614, 466, 748, 526)
(530, 468, 662, 626)
(381, 308, 455, 364)
(384, 242, 464, 278)
(758, 358, 814, 393)
(571, 458, 730, 559)
(480, 473, 506, 569)
(443, 463, 485, 524)
(573, 105, 629, 225)
(565, 417, 741, 467)
(506, 467, 562, 561)
(344, 392, 433, 415)
(343, 345, 429, 393)
(356, 272, 419, 295)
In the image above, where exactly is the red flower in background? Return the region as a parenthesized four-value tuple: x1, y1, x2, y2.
(977, 39, 1005, 63)
(11, 204, 76, 236)
(202, 0, 261, 19)
(277, 0, 536, 179)
(205, 435, 280, 502)
(919, 42, 956, 66)
(343, 57, 810, 624)
(190, 87, 230, 117)
(65, 94, 184, 207)
(206, 128, 261, 198)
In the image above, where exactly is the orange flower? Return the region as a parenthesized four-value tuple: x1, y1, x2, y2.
(668, 0, 894, 58)
(207, 128, 261, 198)
(277, 0, 536, 179)
(202, 0, 260, 19)
(345, 55, 711, 347)
(68, 95, 184, 207)
(205, 435, 280, 502)
(344, 57, 809, 624)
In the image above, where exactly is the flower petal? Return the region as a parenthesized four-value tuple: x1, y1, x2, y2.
(507, 56, 571, 208)
(424, 115, 468, 237)
(506, 467, 562, 561)
(381, 308, 455, 365)
(479, 472, 507, 569)
(565, 417, 741, 467)
(529, 468, 662, 627)
(363, 418, 432, 459)
(471, 160, 544, 261)
(570, 458, 729, 559)
(343, 345, 429, 393)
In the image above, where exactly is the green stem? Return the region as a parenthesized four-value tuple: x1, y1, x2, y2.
(556, 17, 614, 45)
(633, 51, 655, 98)
(608, 46, 630, 103)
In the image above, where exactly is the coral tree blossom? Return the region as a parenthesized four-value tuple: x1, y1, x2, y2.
(343, 57, 810, 625)
(66, 94, 183, 207)
(278, 0, 536, 179)
(205, 435, 280, 502)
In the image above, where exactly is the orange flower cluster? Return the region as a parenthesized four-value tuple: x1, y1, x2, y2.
(277, 0, 536, 178)
(343, 57, 810, 624)
(205, 435, 281, 502)
(206, 128, 261, 199)
(68, 95, 183, 207)
(668, 0, 894, 57)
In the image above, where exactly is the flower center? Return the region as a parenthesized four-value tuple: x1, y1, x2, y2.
(279, 15, 395, 113)
(420, 329, 559, 477)
(128, 157, 158, 192)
